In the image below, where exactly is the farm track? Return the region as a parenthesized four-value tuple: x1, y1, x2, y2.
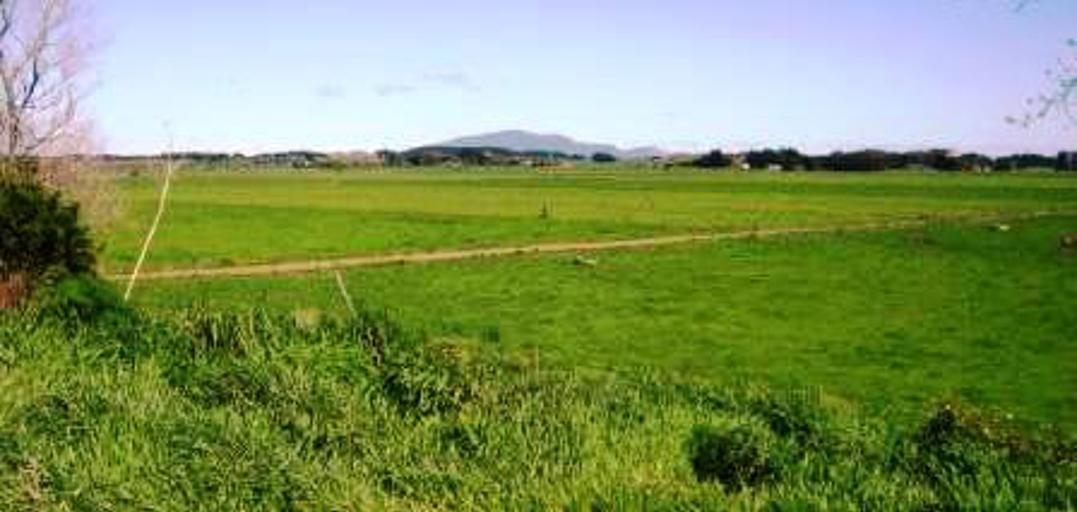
(112, 210, 1072, 281)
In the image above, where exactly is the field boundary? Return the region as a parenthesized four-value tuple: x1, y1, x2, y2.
(110, 210, 1073, 281)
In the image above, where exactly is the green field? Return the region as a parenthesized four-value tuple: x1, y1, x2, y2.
(115, 169, 1077, 428)
(4, 168, 1076, 508)
(134, 212, 1077, 429)
(103, 169, 1077, 273)
(102, 168, 1077, 427)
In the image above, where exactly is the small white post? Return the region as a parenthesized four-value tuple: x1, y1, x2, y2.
(124, 130, 176, 302)
(334, 270, 357, 316)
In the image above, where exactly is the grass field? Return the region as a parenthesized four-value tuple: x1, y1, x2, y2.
(4, 168, 1076, 508)
(133, 212, 1077, 430)
(113, 169, 1077, 429)
(102, 169, 1077, 273)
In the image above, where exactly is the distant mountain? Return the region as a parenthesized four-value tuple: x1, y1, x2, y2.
(437, 130, 666, 160)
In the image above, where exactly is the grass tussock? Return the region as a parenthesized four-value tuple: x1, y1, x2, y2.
(0, 307, 1073, 510)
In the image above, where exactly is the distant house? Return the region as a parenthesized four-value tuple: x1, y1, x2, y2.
(251, 151, 331, 168)
(729, 154, 749, 171)
(332, 151, 382, 166)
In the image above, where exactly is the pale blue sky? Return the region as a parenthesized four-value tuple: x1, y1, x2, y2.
(88, 0, 1076, 155)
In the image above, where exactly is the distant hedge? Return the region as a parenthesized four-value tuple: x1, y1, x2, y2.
(693, 147, 1077, 172)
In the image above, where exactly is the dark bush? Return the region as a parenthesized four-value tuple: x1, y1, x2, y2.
(913, 402, 1077, 468)
(694, 150, 733, 169)
(686, 420, 776, 488)
(902, 402, 1077, 509)
(815, 150, 897, 172)
(32, 273, 128, 323)
(745, 148, 806, 171)
(0, 179, 95, 306)
(591, 152, 617, 163)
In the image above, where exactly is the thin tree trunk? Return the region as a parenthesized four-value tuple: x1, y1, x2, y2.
(0, 273, 26, 309)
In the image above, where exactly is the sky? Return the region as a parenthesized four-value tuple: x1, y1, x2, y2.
(88, 0, 1077, 155)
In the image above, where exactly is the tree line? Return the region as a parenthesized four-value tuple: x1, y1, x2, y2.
(89, 147, 1077, 172)
(692, 148, 1077, 172)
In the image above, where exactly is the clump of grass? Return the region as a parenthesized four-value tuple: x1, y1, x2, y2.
(539, 201, 552, 219)
(902, 402, 1077, 509)
(686, 419, 777, 488)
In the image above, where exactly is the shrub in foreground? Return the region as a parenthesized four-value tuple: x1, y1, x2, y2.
(30, 274, 129, 323)
(0, 178, 95, 307)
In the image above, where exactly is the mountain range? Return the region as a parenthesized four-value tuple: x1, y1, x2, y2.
(435, 130, 666, 160)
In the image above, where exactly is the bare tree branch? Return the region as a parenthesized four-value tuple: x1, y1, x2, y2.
(0, 0, 87, 171)
(1009, 39, 1077, 129)
(1007, 0, 1077, 130)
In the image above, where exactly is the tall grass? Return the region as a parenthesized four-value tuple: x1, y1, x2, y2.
(0, 307, 1073, 510)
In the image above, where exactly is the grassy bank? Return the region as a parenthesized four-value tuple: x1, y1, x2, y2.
(0, 308, 1073, 509)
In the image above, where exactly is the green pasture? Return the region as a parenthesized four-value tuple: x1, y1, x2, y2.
(102, 168, 1077, 273)
(133, 213, 1077, 429)
(3, 168, 1075, 508)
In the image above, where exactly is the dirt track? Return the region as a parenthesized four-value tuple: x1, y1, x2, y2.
(111, 211, 1068, 281)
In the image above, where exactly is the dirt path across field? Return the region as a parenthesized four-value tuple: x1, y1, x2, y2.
(112, 211, 1070, 281)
